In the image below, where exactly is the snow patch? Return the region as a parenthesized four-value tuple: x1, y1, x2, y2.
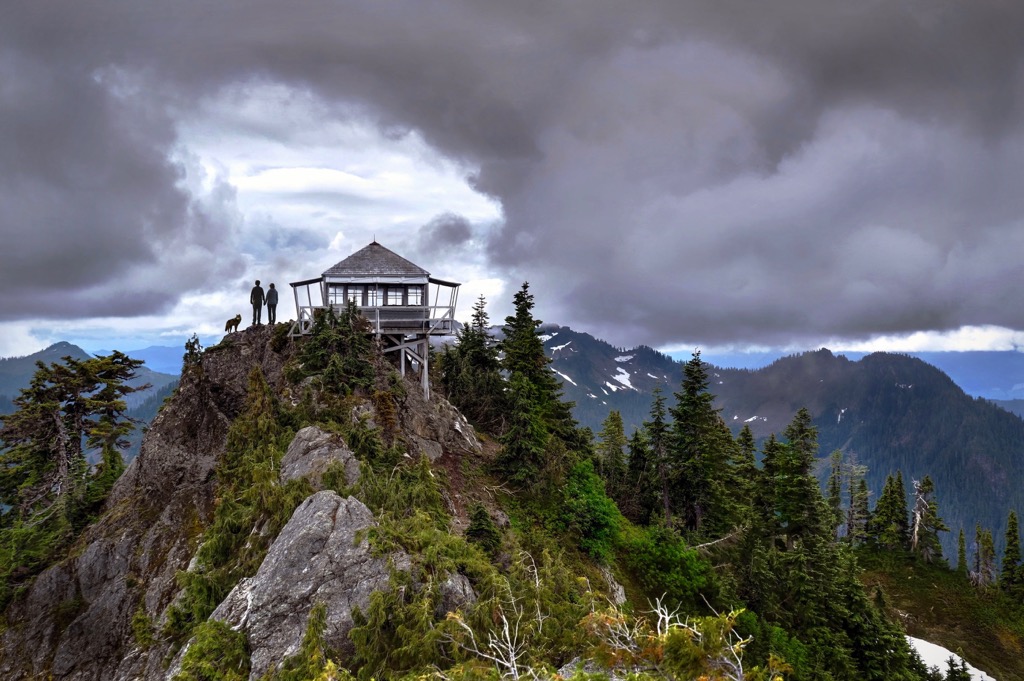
(604, 382, 619, 393)
(647, 373, 659, 379)
(553, 370, 577, 387)
(539, 333, 556, 343)
(551, 341, 573, 352)
(744, 416, 767, 423)
(614, 355, 634, 362)
(906, 636, 996, 680)
(612, 367, 634, 390)
(837, 408, 847, 424)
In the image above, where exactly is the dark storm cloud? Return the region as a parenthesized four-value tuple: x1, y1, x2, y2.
(5, 1, 1024, 345)
(416, 213, 474, 257)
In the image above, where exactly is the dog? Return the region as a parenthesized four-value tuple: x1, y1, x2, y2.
(224, 314, 242, 333)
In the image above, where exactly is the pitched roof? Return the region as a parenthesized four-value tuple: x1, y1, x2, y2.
(322, 241, 430, 279)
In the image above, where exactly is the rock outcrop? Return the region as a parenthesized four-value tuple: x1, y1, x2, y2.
(171, 491, 408, 680)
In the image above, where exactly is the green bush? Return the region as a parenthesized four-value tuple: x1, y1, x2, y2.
(617, 523, 713, 611)
(555, 460, 621, 561)
(173, 620, 250, 681)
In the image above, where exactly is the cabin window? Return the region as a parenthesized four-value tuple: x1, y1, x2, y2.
(346, 285, 364, 306)
(328, 286, 345, 305)
(408, 286, 423, 306)
(366, 285, 382, 307)
(386, 287, 404, 306)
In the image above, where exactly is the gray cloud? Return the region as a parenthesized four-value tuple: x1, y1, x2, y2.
(417, 213, 474, 257)
(4, 1, 1024, 345)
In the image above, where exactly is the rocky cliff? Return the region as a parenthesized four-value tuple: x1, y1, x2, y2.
(0, 325, 483, 680)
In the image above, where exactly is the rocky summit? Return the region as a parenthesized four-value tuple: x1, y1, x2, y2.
(0, 325, 483, 680)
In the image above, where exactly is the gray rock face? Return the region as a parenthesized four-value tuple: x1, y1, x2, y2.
(199, 491, 409, 680)
(280, 426, 361, 489)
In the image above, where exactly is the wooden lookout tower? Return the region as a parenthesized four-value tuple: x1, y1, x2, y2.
(289, 241, 460, 397)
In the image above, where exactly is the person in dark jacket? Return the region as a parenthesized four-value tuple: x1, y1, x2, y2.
(266, 283, 279, 325)
(250, 280, 265, 326)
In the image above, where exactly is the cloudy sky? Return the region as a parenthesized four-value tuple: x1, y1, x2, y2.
(3, 0, 1024, 359)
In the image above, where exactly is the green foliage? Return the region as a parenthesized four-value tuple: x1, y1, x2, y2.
(465, 504, 502, 557)
(553, 460, 621, 561)
(871, 472, 911, 552)
(183, 334, 204, 377)
(173, 619, 250, 681)
(1000, 510, 1022, 592)
(667, 351, 740, 536)
(594, 410, 627, 499)
(437, 295, 506, 431)
(295, 303, 373, 392)
(910, 475, 948, 564)
(132, 606, 157, 650)
(617, 523, 713, 612)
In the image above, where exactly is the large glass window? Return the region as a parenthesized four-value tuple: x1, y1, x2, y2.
(386, 287, 404, 306)
(366, 285, 381, 307)
(346, 285, 364, 306)
(407, 286, 423, 306)
(328, 285, 345, 305)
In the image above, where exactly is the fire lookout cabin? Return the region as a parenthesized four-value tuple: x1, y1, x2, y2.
(289, 241, 460, 397)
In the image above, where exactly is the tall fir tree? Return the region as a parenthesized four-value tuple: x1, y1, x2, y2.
(774, 408, 822, 549)
(595, 410, 628, 499)
(667, 351, 737, 536)
(973, 525, 997, 589)
(956, 528, 968, 576)
(871, 473, 910, 551)
(439, 295, 505, 430)
(498, 282, 579, 448)
(827, 450, 844, 538)
(847, 475, 871, 546)
(1000, 510, 1022, 592)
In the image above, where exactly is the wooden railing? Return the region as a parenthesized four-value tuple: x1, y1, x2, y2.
(290, 304, 457, 337)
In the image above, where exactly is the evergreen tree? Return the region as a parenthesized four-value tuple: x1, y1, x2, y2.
(972, 525, 997, 588)
(847, 475, 871, 545)
(956, 528, 968, 576)
(1000, 510, 1022, 592)
(667, 351, 737, 536)
(871, 473, 910, 551)
(774, 408, 821, 548)
(495, 373, 549, 487)
(644, 386, 672, 523)
(733, 424, 760, 514)
(0, 351, 144, 605)
(498, 282, 579, 448)
(910, 475, 948, 564)
(595, 410, 627, 499)
(438, 295, 505, 430)
(827, 449, 844, 538)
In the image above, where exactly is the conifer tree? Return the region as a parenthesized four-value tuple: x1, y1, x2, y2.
(871, 473, 910, 551)
(495, 373, 549, 487)
(910, 475, 948, 564)
(499, 282, 579, 447)
(0, 351, 144, 604)
(1000, 510, 1022, 592)
(973, 525, 997, 588)
(595, 410, 627, 499)
(957, 528, 968, 576)
(847, 475, 871, 545)
(733, 424, 760, 512)
(667, 351, 737, 536)
(439, 295, 505, 429)
(644, 386, 672, 523)
(827, 449, 844, 537)
(774, 408, 821, 548)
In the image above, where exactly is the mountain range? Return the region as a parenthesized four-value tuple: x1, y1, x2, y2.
(537, 324, 1024, 560)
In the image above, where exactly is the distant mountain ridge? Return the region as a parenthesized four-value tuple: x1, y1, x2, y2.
(539, 324, 1024, 560)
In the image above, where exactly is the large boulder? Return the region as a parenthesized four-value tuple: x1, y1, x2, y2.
(280, 426, 361, 489)
(185, 491, 409, 680)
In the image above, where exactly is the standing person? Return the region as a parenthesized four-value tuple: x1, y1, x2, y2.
(250, 280, 265, 326)
(266, 283, 279, 325)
